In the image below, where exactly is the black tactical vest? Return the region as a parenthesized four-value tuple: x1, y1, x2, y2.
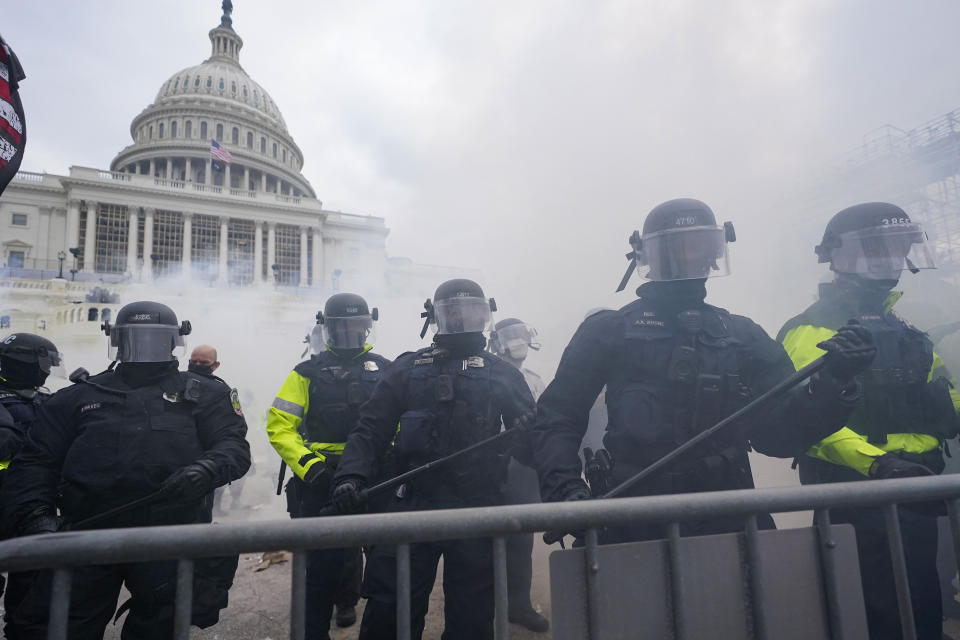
(389, 349, 513, 506)
(604, 300, 753, 465)
(294, 353, 384, 444)
(848, 311, 957, 443)
(59, 373, 207, 516)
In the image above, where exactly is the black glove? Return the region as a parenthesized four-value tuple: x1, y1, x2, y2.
(161, 459, 219, 500)
(562, 483, 592, 502)
(543, 481, 592, 546)
(510, 410, 536, 431)
(303, 463, 328, 485)
(18, 504, 61, 536)
(817, 321, 876, 384)
(869, 453, 934, 479)
(332, 477, 367, 514)
(870, 454, 946, 516)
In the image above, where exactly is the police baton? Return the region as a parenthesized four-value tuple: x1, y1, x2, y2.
(320, 425, 523, 516)
(543, 355, 827, 546)
(68, 488, 171, 531)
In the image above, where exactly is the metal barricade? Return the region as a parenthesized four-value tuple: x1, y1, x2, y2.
(1, 474, 959, 640)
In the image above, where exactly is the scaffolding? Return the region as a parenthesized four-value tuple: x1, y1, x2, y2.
(227, 218, 255, 285)
(191, 214, 220, 280)
(94, 204, 129, 275)
(274, 223, 301, 285)
(152, 210, 184, 277)
(827, 109, 960, 271)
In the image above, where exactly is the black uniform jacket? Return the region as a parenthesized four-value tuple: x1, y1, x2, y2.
(2, 364, 251, 523)
(335, 346, 535, 504)
(532, 282, 858, 502)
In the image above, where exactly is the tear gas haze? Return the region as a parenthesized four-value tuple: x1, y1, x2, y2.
(6, 0, 960, 514)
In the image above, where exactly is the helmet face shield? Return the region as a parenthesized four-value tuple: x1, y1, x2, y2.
(321, 315, 374, 350)
(109, 324, 185, 362)
(829, 223, 936, 280)
(495, 323, 539, 360)
(640, 226, 730, 281)
(434, 297, 492, 335)
(40, 349, 66, 379)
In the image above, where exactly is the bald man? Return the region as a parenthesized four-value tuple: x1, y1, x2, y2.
(186, 345, 250, 515)
(188, 345, 221, 378)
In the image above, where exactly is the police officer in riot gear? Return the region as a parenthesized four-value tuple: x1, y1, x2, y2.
(267, 293, 391, 639)
(489, 317, 549, 632)
(332, 279, 535, 640)
(778, 203, 959, 640)
(0, 333, 62, 602)
(0, 333, 63, 487)
(532, 198, 876, 543)
(1, 301, 251, 639)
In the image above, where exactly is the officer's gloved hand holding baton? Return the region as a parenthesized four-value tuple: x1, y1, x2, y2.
(332, 477, 368, 514)
(161, 458, 219, 500)
(18, 503, 61, 536)
(815, 321, 877, 385)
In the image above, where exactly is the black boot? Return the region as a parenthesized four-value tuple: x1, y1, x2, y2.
(335, 604, 357, 628)
(508, 607, 549, 633)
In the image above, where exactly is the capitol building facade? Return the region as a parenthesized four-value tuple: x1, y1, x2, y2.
(0, 4, 395, 291)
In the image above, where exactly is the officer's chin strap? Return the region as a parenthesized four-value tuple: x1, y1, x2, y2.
(615, 230, 642, 293)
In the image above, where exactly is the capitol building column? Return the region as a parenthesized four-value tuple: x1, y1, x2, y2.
(65, 199, 80, 250)
(253, 221, 263, 284)
(218, 217, 229, 283)
(182, 212, 193, 277)
(126, 206, 139, 276)
(299, 226, 308, 287)
(266, 222, 276, 282)
(143, 207, 155, 280)
(82, 201, 97, 273)
(311, 226, 323, 287)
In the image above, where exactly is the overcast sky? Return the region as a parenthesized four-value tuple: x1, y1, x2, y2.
(6, 0, 960, 367)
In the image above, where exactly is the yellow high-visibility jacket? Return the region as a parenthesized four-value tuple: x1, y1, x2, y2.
(267, 346, 390, 480)
(778, 287, 960, 477)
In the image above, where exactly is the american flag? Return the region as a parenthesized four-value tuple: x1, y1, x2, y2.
(210, 139, 232, 164)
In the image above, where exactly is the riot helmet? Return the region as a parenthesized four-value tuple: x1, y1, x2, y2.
(0, 333, 64, 388)
(617, 198, 735, 290)
(420, 279, 496, 338)
(815, 203, 936, 280)
(490, 318, 540, 361)
(102, 301, 190, 363)
(310, 293, 378, 352)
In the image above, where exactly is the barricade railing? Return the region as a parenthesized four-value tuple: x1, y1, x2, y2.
(1, 474, 959, 640)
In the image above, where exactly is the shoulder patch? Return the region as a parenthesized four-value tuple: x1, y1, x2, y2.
(230, 388, 243, 416)
(414, 357, 434, 366)
(363, 360, 380, 372)
(466, 356, 485, 368)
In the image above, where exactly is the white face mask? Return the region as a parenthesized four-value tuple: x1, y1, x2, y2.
(506, 342, 529, 361)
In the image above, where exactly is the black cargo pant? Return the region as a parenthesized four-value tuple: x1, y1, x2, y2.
(4, 560, 180, 640)
(832, 504, 941, 640)
(4, 500, 226, 640)
(358, 490, 496, 640)
(286, 474, 363, 640)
